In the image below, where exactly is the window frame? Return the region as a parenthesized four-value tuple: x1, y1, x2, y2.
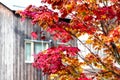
(56, 42, 71, 46)
(24, 39, 50, 63)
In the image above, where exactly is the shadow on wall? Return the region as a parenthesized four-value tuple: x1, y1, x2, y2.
(13, 17, 53, 48)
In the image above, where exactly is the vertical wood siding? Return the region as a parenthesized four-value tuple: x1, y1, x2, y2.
(0, 3, 76, 80)
(0, 3, 49, 80)
(0, 4, 14, 80)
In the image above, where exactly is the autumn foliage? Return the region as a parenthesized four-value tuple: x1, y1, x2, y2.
(17, 0, 120, 80)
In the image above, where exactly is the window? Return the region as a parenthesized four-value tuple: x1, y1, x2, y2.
(56, 42, 70, 46)
(25, 39, 50, 63)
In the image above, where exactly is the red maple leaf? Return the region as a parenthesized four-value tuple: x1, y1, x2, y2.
(31, 32, 38, 39)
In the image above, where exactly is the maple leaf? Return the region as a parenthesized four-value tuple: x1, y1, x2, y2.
(83, 15, 93, 21)
(33, 51, 64, 74)
(78, 78, 91, 80)
(78, 73, 92, 80)
(93, 6, 116, 20)
(40, 36, 46, 40)
(18, 0, 120, 80)
(31, 32, 38, 39)
(110, 0, 118, 2)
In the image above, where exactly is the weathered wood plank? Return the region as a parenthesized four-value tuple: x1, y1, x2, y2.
(6, 12, 14, 80)
(0, 11, 2, 80)
(34, 68, 38, 80)
(13, 16, 17, 80)
(24, 19, 28, 80)
(0, 7, 5, 80)
(20, 18, 28, 80)
(0, 4, 14, 80)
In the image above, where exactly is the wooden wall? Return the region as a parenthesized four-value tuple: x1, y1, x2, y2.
(0, 3, 77, 80)
(0, 3, 49, 80)
(0, 4, 14, 80)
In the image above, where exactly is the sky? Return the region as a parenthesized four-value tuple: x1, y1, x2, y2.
(0, 0, 49, 10)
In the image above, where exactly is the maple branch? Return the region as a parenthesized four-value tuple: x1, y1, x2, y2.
(100, 21, 108, 35)
(94, 35, 120, 64)
(71, 37, 96, 70)
(74, 35, 106, 67)
(94, 35, 113, 54)
(94, 35, 117, 62)
(60, 26, 97, 70)
(72, 35, 120, 77)
(59, 23, 110, 72)
(63, 62, 79, 75)
(77, 53, 95, 70)
(110, 42, 120, 64)
(100, 21, 120, 64)
(74, 34, 120, 77)
(103, 27, 120, 64)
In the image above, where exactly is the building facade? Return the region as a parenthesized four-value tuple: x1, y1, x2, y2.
(0, 2, 52, 80)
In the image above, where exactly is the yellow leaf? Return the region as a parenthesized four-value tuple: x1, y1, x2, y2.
(49, 74, 58, 79)
(87, 0, 96, 3)
(101, 15, 106, 19)
(86, 39, 93, 44)
(77, 67, 83, 72)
